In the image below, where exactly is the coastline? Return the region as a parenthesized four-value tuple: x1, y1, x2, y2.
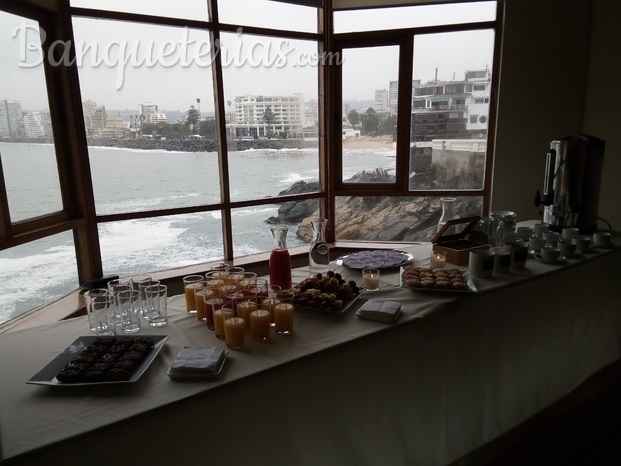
(342, 136, 394, 150)
(2, 135, 396, 152)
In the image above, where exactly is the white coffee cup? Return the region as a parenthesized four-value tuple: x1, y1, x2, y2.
(529, 235, 546, 252)
(543, 231, 560, 247)
(562, 227, 580, 240)
(507, 241, 529, 269)
(492, 246, 512, 274)
(533, 223, 550, 236)
(468, 249, 495, 278)
(575, 235, 592, 252)
(540, 246, 561, 262)
(558, 238, 577, 257)
(593, 231, 612, 248)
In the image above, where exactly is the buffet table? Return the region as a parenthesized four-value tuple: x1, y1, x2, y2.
(1, 229, 620, 466)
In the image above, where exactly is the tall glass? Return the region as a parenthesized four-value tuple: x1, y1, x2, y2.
(183, 275, 204, 314)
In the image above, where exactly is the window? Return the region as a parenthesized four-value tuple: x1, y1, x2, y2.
(0, 0, 499, 325)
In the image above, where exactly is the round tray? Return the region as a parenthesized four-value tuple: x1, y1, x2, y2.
(336, 250, 414, 270)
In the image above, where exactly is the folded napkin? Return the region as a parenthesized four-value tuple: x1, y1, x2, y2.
(356, 299, 403, 323)
(169, 347, 227, 375)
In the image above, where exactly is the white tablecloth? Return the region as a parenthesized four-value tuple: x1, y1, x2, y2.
(1, 237, 620, 465)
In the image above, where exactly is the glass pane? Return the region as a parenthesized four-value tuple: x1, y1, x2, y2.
(99, 213, 224, 276)
(70, 0, 209, 22)
(341, 46, 397, 183)
(0, 12, 63, 222)
(232, 200, 318, 255)
(71, 18, 219, 214)
(218, 0, 318, 33)
(220, 32, 320, 202)
(410, 30, 494, 190)
(334, 1, 496, 33)
(0, 231, 78, 325)
(335, 195, 482, 242)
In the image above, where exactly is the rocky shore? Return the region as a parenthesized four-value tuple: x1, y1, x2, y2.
(268, 167, 482, 243)
(85, 138, 316, 152)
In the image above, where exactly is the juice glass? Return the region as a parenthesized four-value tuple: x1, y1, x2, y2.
(194, 285, 215, 322)
(274, 291, 294, 335)
(251, 307, 271, 341)
(183, 275, 204, 314)
(260, 284, 281, 326)
(213, 299, 233, 340)
(222, 302, 245, 350)
(236, 298, 257, 332)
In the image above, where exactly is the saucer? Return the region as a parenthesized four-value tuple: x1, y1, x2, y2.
(534, 253, 567, 264)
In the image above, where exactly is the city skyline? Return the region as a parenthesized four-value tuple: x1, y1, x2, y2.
(1, 3, 495, 111)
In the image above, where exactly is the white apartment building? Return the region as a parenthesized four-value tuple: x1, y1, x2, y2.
(374, 89, 389, 112)
(232, 94, 305, 138)
(138, 103, 159, 120)
(0, 100, 23, 138)
(23, 112, 51, 138)
(147, 113, 168, 124)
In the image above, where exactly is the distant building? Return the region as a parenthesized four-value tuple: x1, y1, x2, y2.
(389, 80, 421, 113)
(232, 94, 304, 138)
(102, 113, 124, 138)
(23, 112, 51, 139)
(374, 89, 388, 112)
(138, 103, 159, 121)
(0, 100, 24, 138)
(304, 99, 319, 128)
(410, 69, 490, 142)
(147, 113, 168, 124)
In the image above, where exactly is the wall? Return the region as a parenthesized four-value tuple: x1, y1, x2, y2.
(492, 0, 596, 223)
(582, 0, 621, 230)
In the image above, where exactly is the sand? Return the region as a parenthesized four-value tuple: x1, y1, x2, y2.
(342, 136, 394, 150)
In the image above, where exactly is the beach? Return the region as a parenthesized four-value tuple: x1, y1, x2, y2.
(342, 135, 395, 150)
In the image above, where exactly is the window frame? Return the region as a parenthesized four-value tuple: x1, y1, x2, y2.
(0, 0, 503, 327)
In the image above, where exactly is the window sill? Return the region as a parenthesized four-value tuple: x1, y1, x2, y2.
(0, 241, 422, 334)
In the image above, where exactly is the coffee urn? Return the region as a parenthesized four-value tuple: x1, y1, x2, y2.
(535, 134, 605, 233)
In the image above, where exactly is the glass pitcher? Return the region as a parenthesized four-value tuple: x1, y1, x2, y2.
(308, 218, 330, 275)
(437, 197, 457, 234)
(269, 225, 292, 290)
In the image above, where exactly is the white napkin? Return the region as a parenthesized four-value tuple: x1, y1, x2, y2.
(356, 299, 403, 323)
(170, 347, 227, 374)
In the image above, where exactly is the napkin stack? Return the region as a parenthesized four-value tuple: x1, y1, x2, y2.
(356, 299, 403, 323)
(169, 347, 227, 377)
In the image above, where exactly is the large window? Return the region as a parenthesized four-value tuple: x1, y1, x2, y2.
(0, 0, 499, 325)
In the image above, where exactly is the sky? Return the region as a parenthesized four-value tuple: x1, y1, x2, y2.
(0, 0, 496, 113)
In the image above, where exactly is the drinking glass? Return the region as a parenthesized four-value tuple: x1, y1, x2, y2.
(183, 275, 204, 314)
(117, 289, 141, 334)
(145, 284, 168, 327)
(223, 302, 246, 350)
(84, 289, 115, 336)
(137, 278, 160, 319)
(274, 291, 294, 335)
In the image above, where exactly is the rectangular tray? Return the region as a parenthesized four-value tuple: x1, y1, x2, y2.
(401, 271, 477, 293)
(27, 335, 169, 387)
(295, 288, 364, 315)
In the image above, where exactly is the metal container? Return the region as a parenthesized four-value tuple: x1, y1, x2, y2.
(536, 134, 605, 233)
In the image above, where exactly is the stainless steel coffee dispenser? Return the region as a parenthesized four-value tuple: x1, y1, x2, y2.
(535, 134, 605, 233)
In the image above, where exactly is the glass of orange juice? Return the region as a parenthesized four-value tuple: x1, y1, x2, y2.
(222, 301, 245, 350)
(183, 275, 203, 314)
(274, 291, 294, 335)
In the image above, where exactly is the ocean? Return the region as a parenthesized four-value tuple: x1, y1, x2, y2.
(0, 142, 395, 322)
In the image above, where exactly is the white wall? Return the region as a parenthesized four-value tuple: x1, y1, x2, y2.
(582, 0, 621, 230)
(491, 0, 620, 228)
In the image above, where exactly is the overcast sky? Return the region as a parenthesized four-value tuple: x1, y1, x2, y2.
(1, 1, 496, 113)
